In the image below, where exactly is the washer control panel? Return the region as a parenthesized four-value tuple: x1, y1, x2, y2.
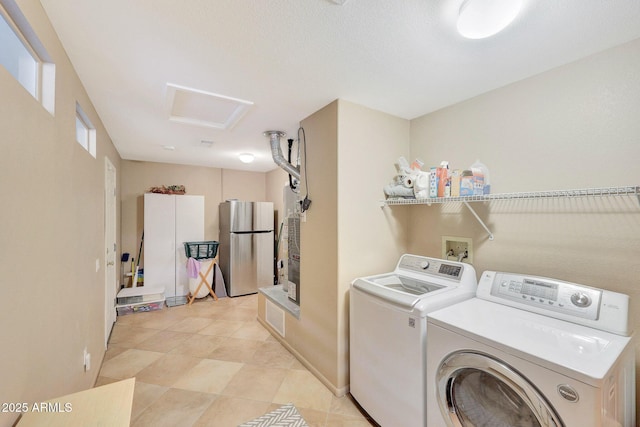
(397, 255, 464, 281)
(488, 272, 602, 320)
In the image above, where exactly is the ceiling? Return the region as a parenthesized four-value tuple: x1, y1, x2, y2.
(38, 0, 640, 172)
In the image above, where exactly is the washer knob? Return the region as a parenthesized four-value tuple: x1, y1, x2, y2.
(420, 261, 429, 270)
(570, 292, 591, 308)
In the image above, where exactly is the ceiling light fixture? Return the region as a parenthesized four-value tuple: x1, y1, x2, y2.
(238, 153, 255, 164)
(457, 0, 523, 39)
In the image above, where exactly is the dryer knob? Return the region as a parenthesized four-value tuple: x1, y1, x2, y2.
(570, 292, 591, 308)
(420, 261, 429, 270)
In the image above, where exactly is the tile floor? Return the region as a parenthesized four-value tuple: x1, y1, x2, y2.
(97, 293, 376, 426)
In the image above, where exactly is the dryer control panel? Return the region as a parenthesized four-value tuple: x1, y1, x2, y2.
(489, 273, 602, 320)
(477, 271, 631, 336)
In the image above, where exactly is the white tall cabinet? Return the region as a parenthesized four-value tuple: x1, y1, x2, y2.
(144, 193, 204, 305)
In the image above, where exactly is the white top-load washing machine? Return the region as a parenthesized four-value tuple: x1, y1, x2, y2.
(427, 270, 635, 427)
(350, 254, 478, 427)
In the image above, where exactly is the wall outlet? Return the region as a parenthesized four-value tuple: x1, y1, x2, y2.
(442, 236, 473, 264)
(83, 348, 91, 372)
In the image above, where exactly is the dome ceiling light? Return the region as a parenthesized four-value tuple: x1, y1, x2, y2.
(457, 0, 523, 39)
(238, 153, 255, 163)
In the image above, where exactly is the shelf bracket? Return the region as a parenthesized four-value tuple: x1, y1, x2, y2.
(463, 201, 494, 241)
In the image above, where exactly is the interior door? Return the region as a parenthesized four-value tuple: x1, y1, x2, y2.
(104, 158, 117, 347)
(436, 351, 563, 427)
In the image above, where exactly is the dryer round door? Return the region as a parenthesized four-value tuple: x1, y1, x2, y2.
(436, 351, 563, 427)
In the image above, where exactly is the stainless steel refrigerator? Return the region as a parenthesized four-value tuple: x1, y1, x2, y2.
(219, 201, 274, 297)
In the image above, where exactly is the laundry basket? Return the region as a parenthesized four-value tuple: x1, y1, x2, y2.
(184, 241, 219, 300)
(184, 241, 219, 260)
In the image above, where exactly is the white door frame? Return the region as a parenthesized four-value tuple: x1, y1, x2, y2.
(104, 157, 117, 348)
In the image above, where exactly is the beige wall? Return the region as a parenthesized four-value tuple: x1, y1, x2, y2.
(408, 38, 640, 392)
(121, 161, 272, 265)
(221, 169, 269, 202)
(336, 100, 411, 278)
(0, 1, 121, 426)
(266, 168, 289, 230)
(293, 101, 341, 389)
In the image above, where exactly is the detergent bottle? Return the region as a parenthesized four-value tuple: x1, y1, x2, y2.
(470, 160, 491, 195)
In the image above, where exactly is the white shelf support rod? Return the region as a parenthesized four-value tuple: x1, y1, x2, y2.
(463, 201, 494, 241)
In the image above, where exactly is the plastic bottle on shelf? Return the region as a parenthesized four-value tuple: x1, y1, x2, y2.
(470, 160, 491, 195)
(437, 161, 449, 197)
(460, 170, 474, 196)
(410, 158, 424, 171)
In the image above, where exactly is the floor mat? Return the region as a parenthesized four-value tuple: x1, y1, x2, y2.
(238, 403, 308, 427)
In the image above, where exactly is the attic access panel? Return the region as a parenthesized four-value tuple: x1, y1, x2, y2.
(165, 83, 253, 130)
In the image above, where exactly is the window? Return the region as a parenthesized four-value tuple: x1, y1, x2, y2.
(76, 102, 96, 158)
(0, 0, 55, 114)
(0, 12, 36, 96)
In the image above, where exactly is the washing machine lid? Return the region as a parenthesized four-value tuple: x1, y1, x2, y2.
(352, 274, 444, 309)
(428, 298, 633, 385)
(351, 255, 478, 311)
(371, 273, 444, 294)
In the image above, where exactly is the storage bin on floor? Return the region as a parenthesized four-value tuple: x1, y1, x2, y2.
(115, 286, 165, 315)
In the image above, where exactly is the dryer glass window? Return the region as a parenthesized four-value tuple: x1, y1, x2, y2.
(449, 369, 541, 427)
(437, 351, 563, 427)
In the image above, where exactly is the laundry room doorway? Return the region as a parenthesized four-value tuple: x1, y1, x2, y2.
(104, 157, 117, 347)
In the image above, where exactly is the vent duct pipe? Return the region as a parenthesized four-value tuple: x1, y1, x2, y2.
(264, 130, 300, 180)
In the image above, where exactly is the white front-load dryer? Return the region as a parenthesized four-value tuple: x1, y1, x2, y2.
(350, 254, 478, 427)
(426, 270, 635, 427)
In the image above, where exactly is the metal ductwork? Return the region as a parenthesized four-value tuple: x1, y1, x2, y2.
(264, 130, 300, 180)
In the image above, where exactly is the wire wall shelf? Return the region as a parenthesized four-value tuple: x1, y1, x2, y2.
(380, 185, 640, 241)
(381, 186, 640, 206)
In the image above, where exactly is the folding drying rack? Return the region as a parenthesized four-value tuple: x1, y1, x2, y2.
(184, 241, 219, 305)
